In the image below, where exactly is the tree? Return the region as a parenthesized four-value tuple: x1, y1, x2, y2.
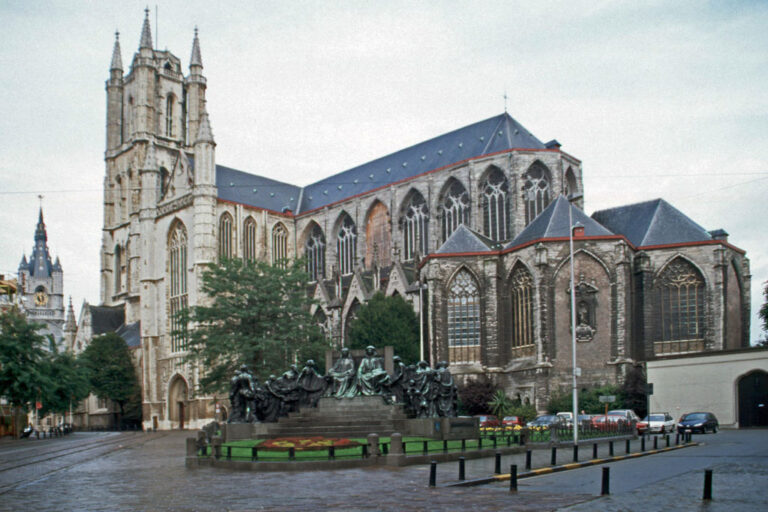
(82, 332, 139, 426)
(457, 375, 497, 415)
(39, 350, 91, 418)
(346, 292, 420, 364)
(0, 309, 51, 412)
(181, 257, 326, 394)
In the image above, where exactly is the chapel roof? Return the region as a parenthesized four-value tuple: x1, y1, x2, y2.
(89, 305, 125, 335)
(436, 224, 499, 254)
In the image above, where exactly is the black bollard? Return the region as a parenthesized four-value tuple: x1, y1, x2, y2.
(551, 447, 557, 466)
(609, 441, 614, 456)
(573, 444, 579, 462)
(703, 469, 713, 500)
(653, 436, 658, 450)
(525, 449, 532, 470)
(289, 447, 295, 460)
(510, 464, 518, 493)
(495, 452, 502, 474)
(429, 461, 437, 487)
(641, 436, 646, 452)
(601, 467, 610, 495)
(459, 456, 466, 481)
(626, 439, 631, 454)
(676, 433, 680, 445)
(666, 435, 670, 447)
(593, 443, 598, 459)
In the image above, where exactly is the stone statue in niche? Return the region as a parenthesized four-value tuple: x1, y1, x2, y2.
(569, 275, 598, 342)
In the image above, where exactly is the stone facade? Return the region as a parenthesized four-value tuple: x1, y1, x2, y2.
(73, 12, 751, 429)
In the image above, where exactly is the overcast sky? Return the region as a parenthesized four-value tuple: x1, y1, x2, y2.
(1, 1, 766, 342)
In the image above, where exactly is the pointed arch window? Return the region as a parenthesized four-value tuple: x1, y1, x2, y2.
(243, 217, 257, 262)
(510, 264, 534, 350)
(365, 202, 391, 268)
(165, 94, 175, 137)
(482, 168, 511, 241)
(219, 213, 233, 259)
(314, 309, 330, 340)
(655, 258, 705, 344)
(447, 269, 481, 364)
(564, 167, 578, 198)
(305, 224, 326, 282)
(402, 191, 429, 261)
(114, 244, 122, 294)
(337, 215, 357, 275)
(441, 180, 470, 242)
(272, 223, 288, 267)
(168, 223, 188, 352)
(523, 164, 551, 225)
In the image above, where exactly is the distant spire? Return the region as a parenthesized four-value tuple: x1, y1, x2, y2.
(139, 7, 153, 50)
(190, 26, 203, 68)
(65, 297, 77, 332)
(35, 207, 47, 243)
(110, 30, 123, 71)
(195, 109, 215, 143)
(142, 142, 157, 169)
(19, 254, 28, 268)
(53, 256, 62, 272)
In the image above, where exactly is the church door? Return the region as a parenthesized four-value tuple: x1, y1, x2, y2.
(738, 370, 768, 427)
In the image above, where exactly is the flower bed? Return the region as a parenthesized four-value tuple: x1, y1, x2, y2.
(259, 436, 362, 451)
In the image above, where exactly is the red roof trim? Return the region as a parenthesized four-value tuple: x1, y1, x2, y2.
(216, 198, 294, 218)
(638, 239, 746, 255)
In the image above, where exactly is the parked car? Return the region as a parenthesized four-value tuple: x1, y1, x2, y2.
(527, 415, 565, 428)
(556, 412, 574, 426)
(677, 412, 719, 434)
(607, 409, 641, 424)
(640, 413, 676, 434)
(475, 415, 501, 428)
(502, 416, 523, 427)
(590, 415, 629, 431)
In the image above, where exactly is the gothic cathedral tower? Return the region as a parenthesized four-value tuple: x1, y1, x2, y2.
(102, 10, 217, 429)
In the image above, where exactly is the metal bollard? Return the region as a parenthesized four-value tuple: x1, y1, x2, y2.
(675, 433, 680, 445)
(653, 436, 658, 450)
(459, 456, 466, 480)
(626, 439, 631, 454)
(593, 443, 598, 459)
(525, 450, 532, 470)
(641, 436, 646, 452)
(429, 461, 437, 487)
(666, 435, 670, 447)
(601, 467, 610, 495)
(551, 447, 557, 466)
(703, 469, 713, 500)
(510, 464, 518, 493)
(495, 452, 502, 474)
(573, 444, 579, 462)
(609, 441, 614, 456)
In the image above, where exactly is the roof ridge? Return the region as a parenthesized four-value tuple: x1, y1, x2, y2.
(640, 199, 664, 246)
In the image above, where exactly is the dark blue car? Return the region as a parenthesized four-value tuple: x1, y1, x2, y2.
(677, 412, 719, 434)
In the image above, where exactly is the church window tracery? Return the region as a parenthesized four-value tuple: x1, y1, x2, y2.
(523, 163, 551, 225)
(114, 244, 122, 295)
(365, 202, 391, 268)
(655, 258, 705, 343)
(402, 191, 429, 261)
(243, 217, 257, 262)
(337, 214, 357, 276)
(272, 222, 288, 267)
(219, 213, 233, 259)
(510, 264, 534, 349)
(482, 168, 511, 241)
(440, 179, 470, 243)
(305, 224, 325, 282)
(165, 94, 175, 137)
(168, 222, 188, 352)
(447, 268, 481, 364)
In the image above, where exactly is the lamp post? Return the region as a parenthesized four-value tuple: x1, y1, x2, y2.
(568, 192, 584, 446)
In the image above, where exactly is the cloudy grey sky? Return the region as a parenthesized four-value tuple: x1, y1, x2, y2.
(1, 1, 766, 341)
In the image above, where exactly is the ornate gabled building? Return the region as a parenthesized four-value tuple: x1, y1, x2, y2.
(17, 208, 66, 349)
(88, 12, 750, 429)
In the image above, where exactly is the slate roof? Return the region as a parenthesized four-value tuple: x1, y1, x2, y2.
(436, 225, 499, 254)
(116, 321, 141, 348)
(212, 113, 549, 214)
(505, 195, 614, 249)
(90, 305, 125, 335)
(591, 198, 712, 247)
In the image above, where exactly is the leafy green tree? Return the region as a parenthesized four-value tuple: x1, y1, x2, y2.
(180, 257, 326, 394)
(346, 292, 420, 364)
(82, 332, 139, 425)
(457, 375, 497, 415)
(488, 390, 537, 422)
(0, 309, 51, 411)
(39, 350, 91, 417)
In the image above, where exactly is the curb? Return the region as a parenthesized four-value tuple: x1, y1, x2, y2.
(444, 441, 700, 487)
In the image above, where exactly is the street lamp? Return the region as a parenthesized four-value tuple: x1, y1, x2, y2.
(568, 192, 584, 446)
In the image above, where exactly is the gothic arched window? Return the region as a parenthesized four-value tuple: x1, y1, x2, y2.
(655, 258, 706, 342)
(243, 217, 257, 262)
(314, 309, 330, 340)
(565, 167, 578, 197)
(114, 244, 122, 294)
(165, 94, 175, 137)
(272, 223, 288, 267)
(337, 214, 357, 276)
(447, 268, 481, 364)
(219, 212, 233, 259)
(523, 163, 551, 225)
(305, 224, 326, 282)
(482, 168, 511, 241)
(510, 264, 534, 350)
(441, 179, 470, 243)
(168, 222, 188, 352)
(365, 202, 391, 268)
(401, 190, 429, 261)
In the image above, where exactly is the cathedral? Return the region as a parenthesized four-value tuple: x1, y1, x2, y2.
(73, 12, 751, 430)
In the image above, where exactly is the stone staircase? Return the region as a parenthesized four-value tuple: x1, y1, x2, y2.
(258, 395, 410, 439)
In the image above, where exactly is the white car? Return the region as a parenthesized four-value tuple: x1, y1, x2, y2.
(642, 413, 676, 434)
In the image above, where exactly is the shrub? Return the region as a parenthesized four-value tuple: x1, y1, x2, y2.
(457, 375, 496, 415)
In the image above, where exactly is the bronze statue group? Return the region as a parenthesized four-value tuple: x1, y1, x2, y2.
(228, 346, 458, 423)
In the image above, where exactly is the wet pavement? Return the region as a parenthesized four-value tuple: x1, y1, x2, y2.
(0, 429, 765, 511)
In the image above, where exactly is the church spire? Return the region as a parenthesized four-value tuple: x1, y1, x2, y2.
(190, 26, 203, 70)
(65, 297, 77, 333)
(110, 30, 123, 72)
(139, 7, 153, 50)
(195, 108, 215, 144)
(35, 207, 47, 244)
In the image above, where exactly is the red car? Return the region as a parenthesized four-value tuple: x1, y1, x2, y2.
(503, 416, 523, 427)
(475, 415, 501, 428)
(591, 415, 628, 431)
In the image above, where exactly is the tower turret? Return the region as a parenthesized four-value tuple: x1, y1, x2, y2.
(131, 8, 156, 140)
(106, 31, 124, 151)
(185, 27, 207, 147)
